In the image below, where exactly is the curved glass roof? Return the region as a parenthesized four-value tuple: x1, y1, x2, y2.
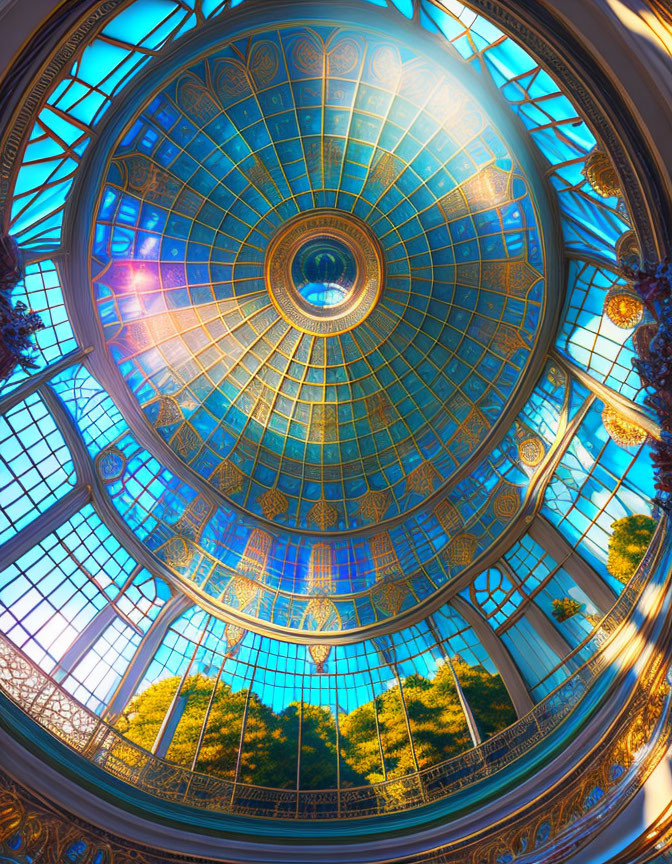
(0, 0, 661, 825)
(71, 16, 560, 635)
(91, 22, 548, 535)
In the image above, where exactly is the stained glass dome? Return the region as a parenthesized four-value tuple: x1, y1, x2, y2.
(68, 18, 559, 636)
(0, 0, 668, 849)
(90, 23, 550, 528)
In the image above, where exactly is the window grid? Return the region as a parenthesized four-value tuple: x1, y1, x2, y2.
(559, 260, 644, 403)
(0, 391, 76, 545)
(0, 504, 137, 672)
(0, 259, 77, 397)
(61, 618, 142, 713)
(542, 399, 655, 591)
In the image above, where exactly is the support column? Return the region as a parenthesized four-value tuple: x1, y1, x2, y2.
(103, 593, 192, 723)
(367, 668, 387, 782)
(52, 566, 143, 682)
(427, 614, 481, 747)
(519, 600, 573, 661)
(498, 558, 574, 660)
(450, 596, 533, 717)
(151, 615, 211, 757)
(529, 515, 617, 614)
(552, 349, 660, 439)
(52, 604, 117, 682)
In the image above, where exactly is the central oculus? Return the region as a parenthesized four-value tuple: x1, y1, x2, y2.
(265, 209, 383, 335)
(293, 236, 357, 308)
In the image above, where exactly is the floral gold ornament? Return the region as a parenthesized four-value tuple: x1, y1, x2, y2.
(172, 494, 213, 541)
(365, 390, 394, 429)
(210, 460, 244, 496)
(481, 258, 541, 299)
(224, 623, 246, 653)
(308, 403, 338, 442)
(368, 151, 402, 190)
(454, 408, 489, 454)
(257, 486, 289, 520)
(491, 324, 528, 359)
(445, 533, 479, 567)
(439, 164, 512, 222)
(154, 395, 182, 427)
(633, 322, 658, 360)
(306, 138, 344, 180)
(434, 498, 463, 535)
(305, 596, 338, 629)
(356, 488, 391, 523)
(518, 436, 545, 467)
(601, 406, 648, 448)
(243, 154, 277, 196)
(372, 579, 407, 617)
(615, 229, 641, 270)
(405, 460, 441, 497)
(583, 148, 621, 198)
(603, 288, 644, 329)
(307, 498, 339, 530)
(493, 484, 520, 521)
(308, 643, 331, 673)
(159, 536, 194, 569)
(176, 72, 220, 124)
(230, 575, 258, 610)
(546, 364, 565, 389)
(172, 423, 202, 459)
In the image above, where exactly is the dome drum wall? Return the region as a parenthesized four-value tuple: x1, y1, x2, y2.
(0, 519, 670, 844)
(60, 3, 564, 640)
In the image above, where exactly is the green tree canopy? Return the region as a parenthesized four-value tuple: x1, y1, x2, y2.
(116, 660, 516, 789)
(607, 514, 656, 583)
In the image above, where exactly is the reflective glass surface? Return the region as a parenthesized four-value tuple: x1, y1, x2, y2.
(293, 236, 357, 307)
(90, 23, 548, 534)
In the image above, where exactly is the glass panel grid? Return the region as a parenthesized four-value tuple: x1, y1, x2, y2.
(0, 391, 76, 544)
(0, 504, 136, 671)
(1, 259, 77, 397)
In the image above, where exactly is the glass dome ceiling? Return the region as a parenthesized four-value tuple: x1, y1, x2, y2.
(78, 18, 557, 636)
(92, 23, 549, 534)
(0, 0, 662, 829)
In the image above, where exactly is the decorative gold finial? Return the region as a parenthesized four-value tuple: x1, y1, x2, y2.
(601, 406, 648, 448)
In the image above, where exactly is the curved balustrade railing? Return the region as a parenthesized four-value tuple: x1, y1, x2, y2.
(0, 522, 667, 820)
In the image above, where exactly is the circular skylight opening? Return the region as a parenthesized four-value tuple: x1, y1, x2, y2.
(264, 209, 384, 335)
(292, 236, 357, 308)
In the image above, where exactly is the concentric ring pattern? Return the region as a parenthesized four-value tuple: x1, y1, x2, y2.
(92, 23, 547, 540)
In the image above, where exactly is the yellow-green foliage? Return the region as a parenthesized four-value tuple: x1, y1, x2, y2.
(551, 597, 582, 622)
(607, 515, 656, 584)
(115, 658, 516, 788)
